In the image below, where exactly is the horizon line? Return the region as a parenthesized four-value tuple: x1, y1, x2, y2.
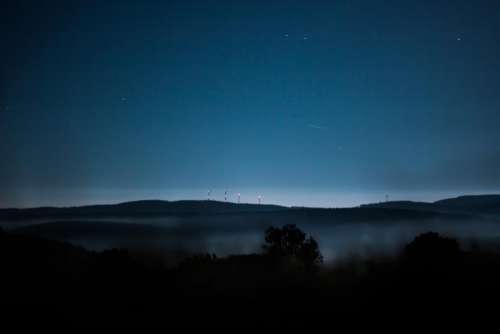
(1, 193, 499, 211)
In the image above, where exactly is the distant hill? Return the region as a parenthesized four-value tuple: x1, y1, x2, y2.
(360, 201, 436, 211)
(3, 196, 492, 263)
(0, 200, 287, 221)
(1, 195, 497, 230)
(362, 195, 500, 216)
(1, 200, 471, 225)
(434, 195, 500, 214)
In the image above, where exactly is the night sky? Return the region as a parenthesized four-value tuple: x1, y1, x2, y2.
(2, 0, 500, 208)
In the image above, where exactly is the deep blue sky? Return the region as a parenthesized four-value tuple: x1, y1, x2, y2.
(1, 0, 500, 207)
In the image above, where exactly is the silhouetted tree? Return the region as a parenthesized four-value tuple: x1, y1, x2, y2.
(263, 224, 323, 268)
(300, 236, 323, 269)
(402, 232, 462, 277)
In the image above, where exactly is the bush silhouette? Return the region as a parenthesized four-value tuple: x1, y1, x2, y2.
(402, 231, 462, 278)
(263, 224, 323, 269)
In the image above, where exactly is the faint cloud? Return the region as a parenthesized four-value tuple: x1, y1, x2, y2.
(307, 124, 327, 130)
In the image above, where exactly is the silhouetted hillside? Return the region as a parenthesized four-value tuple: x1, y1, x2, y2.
(0, 200, 287, 221)
(1, 195, 496, 264)
(360, 200, 436, 211)
(434, 195, 500, 214)
(1, 197, 477, 224)
(362, 194, 500, 216)
(0, 197, 481, 260)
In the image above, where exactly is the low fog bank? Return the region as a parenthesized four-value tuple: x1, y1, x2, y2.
(7, 216, 500, 266)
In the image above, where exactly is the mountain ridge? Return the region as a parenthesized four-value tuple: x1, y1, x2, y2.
(362, 194, 500, 215)
(0, 200, 287, 220)
(2, 194, 499, 221)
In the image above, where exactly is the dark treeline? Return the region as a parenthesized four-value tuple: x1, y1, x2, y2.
(2, 224, 500, 317)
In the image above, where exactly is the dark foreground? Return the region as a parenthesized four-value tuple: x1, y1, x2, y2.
(1, 224, 499, 330)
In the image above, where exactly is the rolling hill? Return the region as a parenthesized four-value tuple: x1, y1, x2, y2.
(362, 195, 500, 216)
(3, 195, 499, 262)
(0, 200, 287, 221)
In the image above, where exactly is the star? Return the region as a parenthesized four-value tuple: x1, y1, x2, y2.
(457, 37, 462, 41)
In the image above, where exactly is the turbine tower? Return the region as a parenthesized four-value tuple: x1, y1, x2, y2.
(237, 193, 241, 204)
(224, 190, 227, 202)
(258, 195, 262, 205)
(208, 190, 211, 201)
